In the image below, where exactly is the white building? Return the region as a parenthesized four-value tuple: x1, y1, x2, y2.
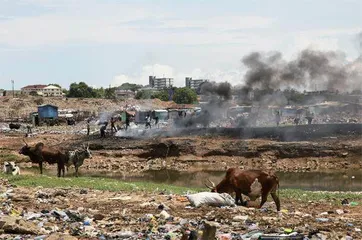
(21, 84, 63, 97)
(42, 85, 63, 97)
(149, 76, 173, 89)
(21, 84, 48, 95)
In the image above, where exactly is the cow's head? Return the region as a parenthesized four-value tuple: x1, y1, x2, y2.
(204, 179, 216, 192)
(19, 139, 31, 155)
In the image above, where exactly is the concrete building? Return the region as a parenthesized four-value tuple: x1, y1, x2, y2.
(42, 85, 63, 97)
(185, 77, 208, 91)
(115, 89, 135, 99)
(149, 76, 173, 89)
(21, 84, 63, 97)
(21, 84, 47, 95)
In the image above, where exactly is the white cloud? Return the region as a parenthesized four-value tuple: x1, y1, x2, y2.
(0, 0, 275, 47)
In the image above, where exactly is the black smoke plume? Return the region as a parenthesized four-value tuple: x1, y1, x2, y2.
(175, 82, 232, 128)
(241, 49, 361, 95)
(200, 81, 232, 100)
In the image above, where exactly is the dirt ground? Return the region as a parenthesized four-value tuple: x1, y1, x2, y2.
(1, 131, 362, 239)
(1, 132, 361, 174)
(0, 178, 361, 239)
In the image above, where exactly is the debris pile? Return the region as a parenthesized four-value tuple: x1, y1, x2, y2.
(0, 178, 361, 239)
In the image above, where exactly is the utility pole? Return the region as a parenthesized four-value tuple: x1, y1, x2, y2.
(11, 80, 14, 97)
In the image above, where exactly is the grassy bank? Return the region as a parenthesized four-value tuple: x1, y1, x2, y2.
(1, 174, 362, 202)
(0, 152, 25, 163)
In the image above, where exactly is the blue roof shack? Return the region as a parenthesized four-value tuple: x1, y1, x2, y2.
(37, 104, 58, 119)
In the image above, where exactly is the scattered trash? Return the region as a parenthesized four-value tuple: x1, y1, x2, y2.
(335, 209, 344, 215)
(284, 228, 293, 234)
(232, 215, 249, 222)
(316, 218, 330, 222)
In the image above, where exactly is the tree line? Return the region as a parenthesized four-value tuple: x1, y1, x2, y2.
(65, 82, 198, 104)
(52, 81, 362, 105)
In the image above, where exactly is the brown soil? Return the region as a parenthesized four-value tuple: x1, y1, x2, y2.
(1, 132, 362, 238)
(1, 133, 361, 174)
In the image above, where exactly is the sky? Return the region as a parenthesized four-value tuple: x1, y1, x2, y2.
(0, 0, 361, 90)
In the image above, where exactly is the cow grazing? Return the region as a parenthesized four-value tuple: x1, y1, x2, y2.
(3, 161, 20, 175)
(66, 144, 92, 177)
(19, 140, 67, 177)
(205, 168, 280, 211)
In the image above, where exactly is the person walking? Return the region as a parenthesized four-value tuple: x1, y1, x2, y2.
(86, 119, 90, 136)
(110, 117, 117, 133)
(145, 114, 151, 129)
(125, 115, 130, 130)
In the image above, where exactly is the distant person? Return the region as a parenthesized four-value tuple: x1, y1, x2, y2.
(294, 117, 300, 125)
(125, 115, 130, 130)
(306, 111, 314, 125)
(26, 125, 32, 134)
(275, 111, 281, 126)
(110, 117, 117, 133)
(100, 122, 107, 138)
(86, 119, 90, 136)
(154, 115, 159, 128)
(145, 114, 151, 129)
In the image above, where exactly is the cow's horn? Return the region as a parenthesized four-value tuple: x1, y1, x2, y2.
(208, 178, 216, 187)
(204, 181, 213, 189)
(23, 139, 28, 146)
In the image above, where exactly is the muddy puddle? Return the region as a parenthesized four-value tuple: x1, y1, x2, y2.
(25, 167, 362, 192)
(93, 169, 362, 192)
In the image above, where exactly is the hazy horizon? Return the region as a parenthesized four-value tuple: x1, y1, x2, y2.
(1, 0, 361, 90)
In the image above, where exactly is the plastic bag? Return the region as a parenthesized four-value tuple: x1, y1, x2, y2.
(186, 192, 236, 208)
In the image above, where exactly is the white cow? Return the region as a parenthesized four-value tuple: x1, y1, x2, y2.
(66, 144, 92, 177)
(3, 161, 20, 175)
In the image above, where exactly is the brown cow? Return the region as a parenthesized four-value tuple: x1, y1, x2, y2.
(19, 140, 67, 177)
(205, 168, 280, 211)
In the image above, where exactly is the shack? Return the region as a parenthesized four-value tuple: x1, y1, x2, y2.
(135, 110, 152, 124)
(37, 104, 58, 125)
(151, 110, 169, 122)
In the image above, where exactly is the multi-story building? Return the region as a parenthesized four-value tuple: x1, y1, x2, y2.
(185, 77, 208, 91)
(42, 85, 63, 97)
(149, 76, 173, 89)
(21, 84, 63, 97)
(21, 84, 47, 95)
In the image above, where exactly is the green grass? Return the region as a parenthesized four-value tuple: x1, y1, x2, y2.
(278, 189, 362, 202)
(0, 153, 23, 162)
(0, 173, 204, 195)
(1, 174, 361, 203)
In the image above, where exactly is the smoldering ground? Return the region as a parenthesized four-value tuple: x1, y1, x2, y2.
(174, 82, 232, 128)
